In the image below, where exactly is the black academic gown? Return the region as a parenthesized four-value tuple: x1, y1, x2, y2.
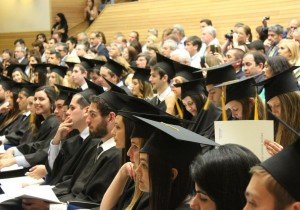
(53, 142, 121, 203)
(2, 114, 30, 146)
(149, 96, 167, 112)
(15, 114, 59, 166)
(114, 179, 135, 210)
(0, 113, 22, 136)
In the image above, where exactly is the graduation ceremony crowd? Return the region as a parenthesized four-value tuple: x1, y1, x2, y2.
(0, 5, 299, 209)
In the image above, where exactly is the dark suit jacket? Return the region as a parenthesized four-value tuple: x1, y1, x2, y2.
(96, 43, 109, 59)
(19, 57, 28, 65)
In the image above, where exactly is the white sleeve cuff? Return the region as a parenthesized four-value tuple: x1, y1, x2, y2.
(48, 140, 61, 170)
(15, 155, 31, 168)
(12, 147, 23, 156)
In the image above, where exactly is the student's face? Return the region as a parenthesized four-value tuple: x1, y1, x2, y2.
(263, 62, 273, 79)
(226, 100, 243, 120)
(136, 56, 147, 68)
(54, 99, 66, 122)
(66, 95, 87, 129)
(171, 76, 183, 98)
(182, 96, 198, 117)
(161, 45, 172, 58)
(86, 102, 109, 138)
(17, 92, 28, 111)
(27, 96, 35, 113)
(49, 72, 58, 86)
(48, 54, 60, 65)
(29, 56, 38, 67)
(2, 52, 11, 61)
(206, 85, 222, 107)
(136, 153, 150, 192)
(90, 71, 101, 85)
(111, 115, 126, 149)
(12, 71, 23, 83)
(190, 184, 217, 210)
(34, 90, 51, 116)
(131, 79, 141, 97)
(244, 173, 276, 210)
(267, 96, 281, 118)
(243, 54, 263, 77)
(127, 138, 142, 166)
(99, 67, 114, 88)
(185, 41, 197, 55)
(149, 69, 165, 92)
(71, 66, 86, 86)
(66, 41, 75, 51)
(224, 50, 236, 63)
(278, 43, 291, 59)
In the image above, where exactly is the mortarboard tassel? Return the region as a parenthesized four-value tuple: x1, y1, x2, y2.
(175, 100, 184, 119)
(221, 86, 228, 121)
(203, 98, 211, 111)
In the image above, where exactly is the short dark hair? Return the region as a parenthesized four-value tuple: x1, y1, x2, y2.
(245, 51, 266, 66)
(14, 38, 25, 46)
(247, 40, 265, 53)
(74, 93, 90, 109)
(67, 36, 77, 45)
(131, 31, 140, 42)
(200, 19, 212, 26)
(90, 95, 114, 117)
(191, 144, 260, 210)
(50, 50, 62, 60)
(185, 36, 202, 51)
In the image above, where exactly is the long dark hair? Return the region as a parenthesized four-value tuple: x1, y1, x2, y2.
(190, 144, 260, 210)
(34, 86, 58, 116)
(267, 56, 291, 76)
(148, 150, 193, 210)
(54, 13, 68, 33)
(121, 115, 135, 164)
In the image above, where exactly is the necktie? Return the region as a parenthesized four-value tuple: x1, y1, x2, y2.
(156, 97, 160, 106)
(95, 143, 103, 161)
(77, 136, 83, 145)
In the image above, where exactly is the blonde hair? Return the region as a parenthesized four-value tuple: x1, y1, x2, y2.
(278, 39, 300, 65)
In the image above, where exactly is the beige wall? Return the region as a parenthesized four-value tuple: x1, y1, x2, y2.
(0, 0, 50, 33)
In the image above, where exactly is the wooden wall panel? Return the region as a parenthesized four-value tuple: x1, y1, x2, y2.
(87, 0, 300, 45)
(0, 31, 50, 52)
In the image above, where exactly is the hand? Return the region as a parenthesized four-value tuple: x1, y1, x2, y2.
(52, 117, 73, 145)
(27, 165, 47, 179)
(0, 149, 14, 159)
(120, 162, 135, 179)
(264, 140, 283, 156)
(0, 157, 16, 169)
(22, 198, 49, 210)
(0, 101, 10, 113)
(263, 39, 272, 47)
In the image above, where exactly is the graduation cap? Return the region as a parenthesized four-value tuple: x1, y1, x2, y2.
(261, 138, 300, 201)
(0, 75, 21, 94)
(174, 79, 206, 99)
(55, 84, 81, 106)
(20, 82, 40, 96)
(137, 116, 219, 167)
(32, 63, 49, 74)
(103, 58, 125, 77)
(255, 67, 299, 102)
(79, 56, 106, 71)
(84, 78, 105, 95)
(6, 64, 27, 78)
(131, 66, 151, 83)
(155, 53, 175, 79)
(173, 61, 202, 81)
(65, 55, 81, 70)
(201, 62, 236, 85)
(47, 64, 68, 78)
(103, 77, 127, 95)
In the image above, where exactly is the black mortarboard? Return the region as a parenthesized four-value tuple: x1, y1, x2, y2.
(32, 64, 49, 74)
(6, 64, 27, 78)
(20, 82, 40, 96)
(55, 84, 80, 106)
(255, 67, 299, 102)
(261, 138, 300, 201)
(173, 61, 202, 81)
(103, 58, 125, 77)
(174, 78, 206, 99)
(84, 78, 105, 95)
(215, 74, 260, 104)
(103, 77, 127, 95)
(155, 53, 175, 79)
(65, 56, 81, 70)
(201, 62, 236, 85)
(131, 66, 151, 83)
(138, 116, 218, 167)
(0, 75, 21, 94)
(47, 64, 68, 78)
(79, 56, 106, 71)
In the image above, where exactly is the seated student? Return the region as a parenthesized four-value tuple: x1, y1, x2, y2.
(215, 75, 266, 120)
(0, 86, 59, 169)
(71, 63, 89, 90)
(149, 53, 177, 115)
(203, 62, 237, 108)
(6, 64, 28, 83)
(255, 69, 300, 155)
(190, 144, 260, 210)
(244, 139, 300, 210)
(99, 58, 131, 95)
(263, 55, 293, 79)
(136, 116, 218, 210)
(0, 82, 39, 146)
(47, 64, 68, 87)
(31, 64, 48, 86)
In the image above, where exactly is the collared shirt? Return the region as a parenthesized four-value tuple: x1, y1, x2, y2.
(117, 80, 124, 87)
(157, 86, 172, 102)
(48, 127, 90, 170)
(190, 52, 201, 69)
(95, 137, 116, 160)
(81, 82, 89, 91)
(178, 37, 187, 50)
(18, 57, 25, 64)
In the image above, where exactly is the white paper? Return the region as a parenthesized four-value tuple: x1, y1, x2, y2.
(0, 145, 5, 154)
(50, 203, 68, 210)
(214, 120, 274, 161)
(0, 164, 23, 172)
